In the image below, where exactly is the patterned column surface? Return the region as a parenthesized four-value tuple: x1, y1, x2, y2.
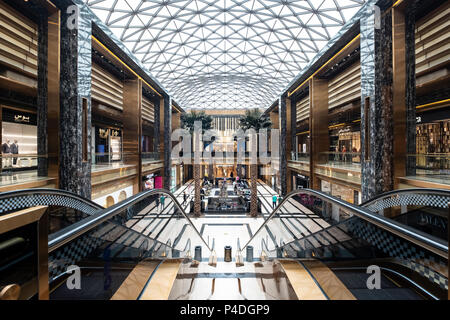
(37, 10, 48, 177)
(250, 164, 258, 217)
(194, 164, 201, 216)
(59, 3, 92, 198)
(163, 95, 172, 190)
(405, 2, 417, 176)
(278, 95, 287, 196)
(360, 7, 393, 201)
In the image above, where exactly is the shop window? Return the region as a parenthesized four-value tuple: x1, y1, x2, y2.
(105, 196, 115, 208)
(118, 191, 127, 202)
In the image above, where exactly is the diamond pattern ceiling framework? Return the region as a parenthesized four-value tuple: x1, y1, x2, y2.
(84, 0, 367, 110)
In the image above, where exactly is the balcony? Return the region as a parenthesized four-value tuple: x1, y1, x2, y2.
(288, 152, 310, 174)
(314, 152, 361, 187)
(399, 154, 450, 189)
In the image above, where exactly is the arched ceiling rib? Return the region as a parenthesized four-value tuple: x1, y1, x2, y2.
(85, 0, 366, 110)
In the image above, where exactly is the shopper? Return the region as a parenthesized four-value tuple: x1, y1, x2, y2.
(2, 139, 11, 168)
(155, 196, 160, 211)
(183, 191, 187, 205)
(334, 145, 340, 162)
(160, 194, 166, 211)
(342, 145, 348, 163)
(11, 140, 18, 166)
(272, 195, 277, 209)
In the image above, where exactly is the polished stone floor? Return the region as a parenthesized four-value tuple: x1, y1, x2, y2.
(124, 179, 343, 261)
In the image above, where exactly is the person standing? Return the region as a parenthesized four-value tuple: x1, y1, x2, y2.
(160, 194, 166, 211)
(183, 191, 187, 205)
(2, 140, 11, 168)
(334, 145, 340, 162)
(272, 194, 277, 209)
(10, 140, 18, 166)
(341, 145, 347, 163)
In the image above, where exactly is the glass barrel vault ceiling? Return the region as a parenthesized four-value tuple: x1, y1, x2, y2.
(84, 0, 367, 110)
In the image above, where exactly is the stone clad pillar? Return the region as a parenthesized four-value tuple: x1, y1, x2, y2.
(59, 3, 92, 198)
(37, 7, 48, 177)
(194, 164, 201, 216)
(360, 4, 412, 201)
(278, 94, 288, 196)
(163, 95, 172, 190)
(250, 164, 258, 216)
(404, 1, 418, 177)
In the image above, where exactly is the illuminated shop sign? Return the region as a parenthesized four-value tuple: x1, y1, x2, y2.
(2, 108, 37, 125)
(98, 128, 121, 139)
(14, 114, 30, 123)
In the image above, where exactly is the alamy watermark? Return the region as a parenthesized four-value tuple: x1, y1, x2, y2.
(171, 121, 280, 173)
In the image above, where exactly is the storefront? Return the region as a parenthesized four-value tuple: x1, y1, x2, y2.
(143, 172, 163, 190)
(293, 173, 309, 189)
(416, 107, 450, 155)
(320, 179, 361, 204)
(329, 125, 361, 155)
(1, 107, 37, 170)
(92, 125, 123, 164)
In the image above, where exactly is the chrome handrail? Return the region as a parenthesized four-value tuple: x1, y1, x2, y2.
(360, 188, 450, 208)
(241, 188, 448, 258)
(48, 189, 211, 253)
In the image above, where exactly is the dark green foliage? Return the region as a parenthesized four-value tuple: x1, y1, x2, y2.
(238, 109, 272, 130)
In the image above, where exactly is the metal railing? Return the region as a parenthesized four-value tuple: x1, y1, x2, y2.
(48, 188, 211, 253)
(242, 188, 448, 258)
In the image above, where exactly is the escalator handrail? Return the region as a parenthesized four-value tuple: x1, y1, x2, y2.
(0, 188, 103, 212)
(360, 188, 450, 208)
(48, 189, 211, 253)
(241, 188, 448, 258)
(279, 216, 359, 252)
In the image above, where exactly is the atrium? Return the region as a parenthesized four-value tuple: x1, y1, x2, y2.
(0, 0, 449, 303)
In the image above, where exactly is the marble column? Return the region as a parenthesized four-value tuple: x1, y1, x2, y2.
(163, 95, 172, 190)
(250, 164, 258, 216)
(153, 97, 160, 153)
(360, 6, 393, 201)
(194, 164, 201, 216)
(59, 3, 92, 198)
(278, 95, 288, 196)
(37, 9, 48, 177)
(405, 1, 418, 176)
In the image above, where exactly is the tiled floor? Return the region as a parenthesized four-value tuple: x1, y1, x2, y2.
(168, 260, 298, 300)
(119, 180, 346, 262)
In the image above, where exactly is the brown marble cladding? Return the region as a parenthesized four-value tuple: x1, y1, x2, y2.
(250, 164, 258, 217)
(278, 95, 288, 196)
(405, 1, 417, 176)
(163, 95, 172, 189)
(153, 96, 160, 153)
(194, 164, 201, 216)
(378, 10, 393, 193)
(361, 7, 394, 200)
(59, 4, 92, 198)
(37, 11, 48, 177)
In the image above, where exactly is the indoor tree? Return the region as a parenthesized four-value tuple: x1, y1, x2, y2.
(181, 110, 213, 133)
(238, 108, 272, 131)
(238, 108, 272, 217)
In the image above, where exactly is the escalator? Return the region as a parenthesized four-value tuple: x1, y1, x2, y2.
(0, 188, 209, 300)
(242, 188, 449, 300)
(0, 187, 448, 300)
